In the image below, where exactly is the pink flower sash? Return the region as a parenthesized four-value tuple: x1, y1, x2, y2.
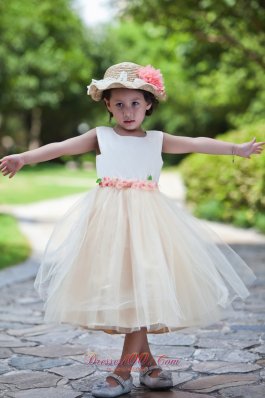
(96, 176, 158, 190)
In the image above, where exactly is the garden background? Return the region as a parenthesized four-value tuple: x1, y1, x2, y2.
(0, 0, 264, 268)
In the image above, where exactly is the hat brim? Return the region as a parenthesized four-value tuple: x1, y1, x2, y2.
(87, 78, 166, 101)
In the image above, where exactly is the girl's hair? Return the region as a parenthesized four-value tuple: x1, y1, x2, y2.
(102, 89, 159, 122)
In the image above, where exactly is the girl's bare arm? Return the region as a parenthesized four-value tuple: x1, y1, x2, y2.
(0, 128, 98, 178)
(162, 132, 265, 159)
(22, 128, 98, 163)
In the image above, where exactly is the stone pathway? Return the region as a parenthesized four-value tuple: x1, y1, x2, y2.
(0, 171, 265, 397)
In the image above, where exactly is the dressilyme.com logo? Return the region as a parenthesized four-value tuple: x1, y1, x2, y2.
(84, 351, 180, 372)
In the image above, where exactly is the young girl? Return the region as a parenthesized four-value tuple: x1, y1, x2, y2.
(0, 62, 264, 398)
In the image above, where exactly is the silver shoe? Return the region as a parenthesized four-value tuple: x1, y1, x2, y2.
(139, 365, 173, 390)
(91, 372, 133, 397)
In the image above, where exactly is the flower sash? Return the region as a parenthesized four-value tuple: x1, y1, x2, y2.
(96, 176, 158, 190)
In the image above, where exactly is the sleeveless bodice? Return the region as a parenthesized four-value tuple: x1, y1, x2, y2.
(96, 126, 164, 182)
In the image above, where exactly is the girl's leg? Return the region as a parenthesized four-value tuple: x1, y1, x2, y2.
(106, 327, 150, 387)
(106, 327, 161, 387)
(137, 327, 162, 377)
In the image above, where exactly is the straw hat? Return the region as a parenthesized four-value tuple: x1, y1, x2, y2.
(87, 62, 166, 101)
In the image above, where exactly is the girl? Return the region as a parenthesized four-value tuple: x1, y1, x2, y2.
(0, 62, 264, 398)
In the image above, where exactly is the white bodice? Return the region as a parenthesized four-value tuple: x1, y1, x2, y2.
(96, 126, 164, 182)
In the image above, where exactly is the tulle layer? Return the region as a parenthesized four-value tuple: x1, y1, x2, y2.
(34, 185, 256, 334)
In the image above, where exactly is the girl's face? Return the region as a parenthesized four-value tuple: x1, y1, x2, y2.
(104, 88, 152, 133)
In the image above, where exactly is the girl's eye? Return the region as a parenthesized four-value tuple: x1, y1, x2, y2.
(132, 102, 140, 106)
(116, 103, 123, 108)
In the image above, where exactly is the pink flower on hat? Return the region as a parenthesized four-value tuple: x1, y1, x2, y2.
(137, 65, 165, 94)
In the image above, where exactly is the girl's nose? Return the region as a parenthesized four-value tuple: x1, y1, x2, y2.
(123, 107, 133, 119)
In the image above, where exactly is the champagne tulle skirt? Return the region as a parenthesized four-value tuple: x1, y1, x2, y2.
(34, 184, 256, 334)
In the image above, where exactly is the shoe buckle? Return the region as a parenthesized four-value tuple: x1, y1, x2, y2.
(141, 365, 163, 377)
(107, 373, 129, 388)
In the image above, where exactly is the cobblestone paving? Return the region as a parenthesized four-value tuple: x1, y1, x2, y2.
(1, 245, 264, 397)
(0, 172, 265, 397)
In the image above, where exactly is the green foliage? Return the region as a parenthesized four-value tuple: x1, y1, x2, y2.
(0, 0, 94, 149)
(1, 0, 264, 168)
(178, 122, 265, 232)
(60, 152, 96, 167)
(119, 0, 265, 71)
(112, 1, 265, 139)
(0, 0, 91, 110)
(0, 214, 31, 269)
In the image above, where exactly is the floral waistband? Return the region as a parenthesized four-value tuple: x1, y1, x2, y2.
(96, 176, 158, 190)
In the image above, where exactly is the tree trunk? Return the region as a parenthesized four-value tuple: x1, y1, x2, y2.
(28, 107, 42, 150)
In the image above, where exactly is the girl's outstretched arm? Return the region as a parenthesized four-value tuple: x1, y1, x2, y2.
(162, 133, 265, 159)
(0, 128, 98, 178)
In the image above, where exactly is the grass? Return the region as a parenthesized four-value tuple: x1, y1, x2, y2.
(0, 214, 31, 270)
(0, 163, 97, 204)
(0, 163, 98, 269)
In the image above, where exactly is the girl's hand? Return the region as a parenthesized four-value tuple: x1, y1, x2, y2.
(236, 138, 265, 159)
(0, 154, 25, 178)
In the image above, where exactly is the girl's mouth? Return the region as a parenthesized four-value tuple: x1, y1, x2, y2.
(124, 120, 134, 124)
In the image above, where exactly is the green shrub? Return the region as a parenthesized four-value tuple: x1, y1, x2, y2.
(178, 121, 265, 233)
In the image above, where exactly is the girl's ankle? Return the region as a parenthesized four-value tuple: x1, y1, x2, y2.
(113, 369, 131, 380)
(139, 352, 157, 369)
(139, 360, 158, 370)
